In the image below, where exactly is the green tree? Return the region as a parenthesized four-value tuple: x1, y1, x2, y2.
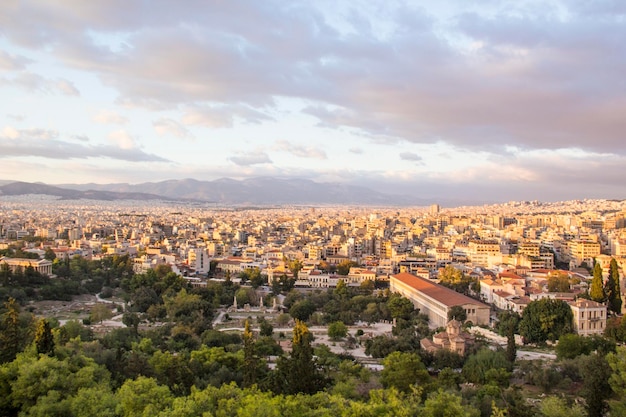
(447, 305, 467, 322)
(538, 396, 585, 417)
(337, 260, 358, 276)
(122, 312, 140, 335)
(271, 320, 327, 395)
(505, 319, 517, 363)
(380, 351, 430, 393)
(90, 303, 113, 324)
(556, 333, 592, 360)
(116, 376, 173, 417)
(547, 271, 571, 293)
(607, 258, 622, 314)
(44, 248, 57, 261)
(7, 352, 110, 413)
(387, 293, 414, 321)
(289, 299, 316, 321)
(0, 297, 33, 363)
(70, 386, 118, 417)
(579, 353, 613, 417)
(258, 317, 274, 337)
(421, 389, 480, 417)
(518, 298, 573, 344)
(590, 262, 606, 302)
(287, 259, 303, 279)
(462, 348, 512, 385)
(235, 287, 257, 306)
(608, 346, 626, 415)
(327, 321, 348, 340)
(242, 320, 257, 388)
(34, 318, 55, 356)
(438, 265, 473, 294)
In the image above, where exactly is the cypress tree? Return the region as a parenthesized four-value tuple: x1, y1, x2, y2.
(242, 319, 257, 387)
(607, 258, 622, 314)
(590, 262, 606, 303)
(34, 318, 55, 356)
(272, 319, 328, 394)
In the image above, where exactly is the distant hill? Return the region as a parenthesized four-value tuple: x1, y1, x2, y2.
(0, 181, 169, 202)
(53, 177, 427, 205)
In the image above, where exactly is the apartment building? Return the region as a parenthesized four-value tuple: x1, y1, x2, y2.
(569, 298, 606, 336)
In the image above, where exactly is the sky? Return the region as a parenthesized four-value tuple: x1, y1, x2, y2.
(0, 0, 625, 203)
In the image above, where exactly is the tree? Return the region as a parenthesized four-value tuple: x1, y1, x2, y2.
(538, 396, 585, 417)
(462, 348, 512, 385)
(90, 303, 113, 324)
(122, 312, 141, 335)
(44, 248, 57, 261)
(34, 318, 55, 356)
(116, 376, 173, 417)
(518, 298, 573, 344)
(495, 310, 520, 336)
(387, 294, 414, 321)
(272, 320, 327, 394)
(0, 297, 33, 363)
(607, 258, 622, 314)
(258, 317, 274, 337)
(1, 297, 21, 363)
(505, 319, 517, 363)
(590, 262, 606, 303)
(556, 333, 592, 360)
(337, 260, 358, 276)
(328, 321, 348, 341)
(359, 279, 375, 294)
(607, 346, 626, 415)
(70, 387, 118, 417)
(547, 271, 571, 293)
(380, 351, 430, 393)
(579, 353, 613, 417)
(289, 299, 316, 321)
(421, 389, 480, 417)
(447, 305, 467, 322)
(242, 320, 257, 388)
(234, 287, 257, 306)
(287, 259, 303, 279)
(438, 265, 473, 294)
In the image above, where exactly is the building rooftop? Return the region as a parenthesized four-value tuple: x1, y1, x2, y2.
(392, 272, 488, 308)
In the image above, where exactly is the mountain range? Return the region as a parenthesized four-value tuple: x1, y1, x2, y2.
(0, 178, 431, 206)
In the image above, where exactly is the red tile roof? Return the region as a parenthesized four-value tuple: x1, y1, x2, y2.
(391, 272, 488, 308)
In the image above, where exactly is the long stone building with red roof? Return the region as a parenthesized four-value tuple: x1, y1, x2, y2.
(390, 272, 490, 327)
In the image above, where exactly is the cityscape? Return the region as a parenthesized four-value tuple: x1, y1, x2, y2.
(1, 192, 626, 415)
(2, 1, 626, 416)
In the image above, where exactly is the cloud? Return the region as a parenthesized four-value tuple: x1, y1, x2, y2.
(0, 129, 168, 162)
(1, 126, 58, 140)
(182, 105, 272, 128)
(55, 79, 80, 96)
(275, 139, 327, 159)
(72, 134, 90, 142)
(93, 110, 128, 125)
(182, 108, 234, 129)
(108, 129, 137, 149)
(399, 152, 422, 161)
(229, 151, 272, 166)
(348, 147, 363, 154)
(0, 50, 32, 71)
(153, 118, 191, 138)
(7, 114, 25, 121)
(0, 72, 81, 95)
